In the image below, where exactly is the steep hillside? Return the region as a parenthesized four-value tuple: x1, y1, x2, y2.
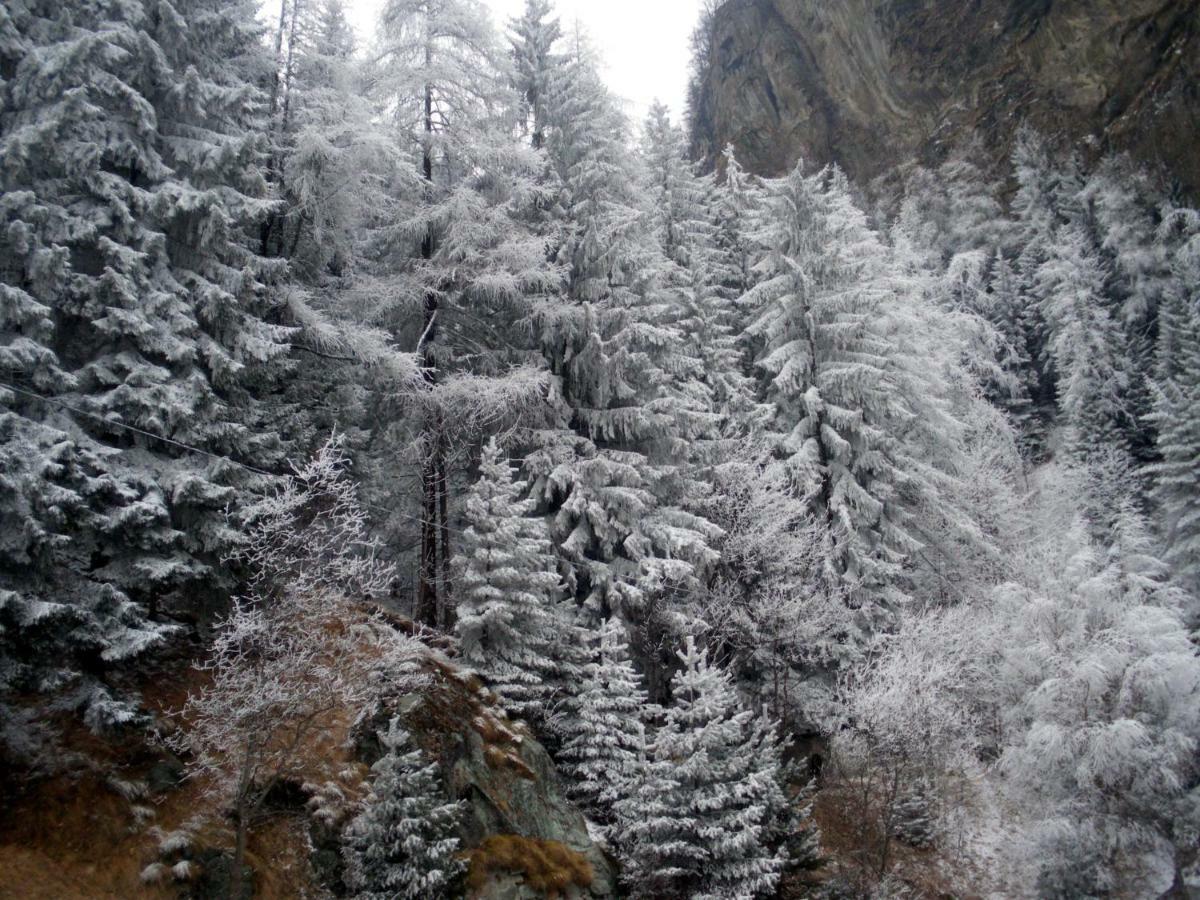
(0, 638, 615, 900)
(690, 0, 1200, 194)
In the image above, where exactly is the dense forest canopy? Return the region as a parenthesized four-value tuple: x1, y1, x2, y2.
(1, 0, 1198, 896)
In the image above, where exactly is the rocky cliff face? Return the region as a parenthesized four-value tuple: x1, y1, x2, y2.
(690, 0, 1200, 195)
(391, 657, 618, 900)
(0, 642, 615, 900)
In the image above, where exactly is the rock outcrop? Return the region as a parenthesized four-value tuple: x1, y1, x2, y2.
(690, 0, 1200, 196)
(381, 657, 618, 900)
(0, 636, 616, 900)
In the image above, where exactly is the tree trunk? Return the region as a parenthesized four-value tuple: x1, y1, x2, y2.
(229, 799, 250, 900)
(415, 32, 441, 627)
(436, 427, 454, 630)
(261, 0, 292, 256)
(417, 444, 439, 627)
(877, 765, 902, 879)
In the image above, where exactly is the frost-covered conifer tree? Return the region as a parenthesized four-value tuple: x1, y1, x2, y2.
(342, 718, 464, 900)
(1149, 220, 1200, 596)
(1036, 227, 1130, 463)
(990, 500, 1200, 895)
(0, 0, 290, 740)
(370, 0, 557, 628)
(1079, 156, 1170, 330)
(1010, 129, 1088, 398)
(941, 250, 1014, 395)
(260, 0, 424, 467)
(454, 438, 561, 716)
(896, 149, 1008, 265)
(744, 163, 970, 624)
(271, 0, 392, 278)
(984, 251, 1037, 426)
(621, 637, 784, 899)
(509, 0, 561, 151)
(522, 41, 722, 657)
(280, 0, 551, 638)
(559, 616, 648, 822)
(1073, 157, 1167, 464)
(716, 148, 764, 297)
(640, 103, 755, 432)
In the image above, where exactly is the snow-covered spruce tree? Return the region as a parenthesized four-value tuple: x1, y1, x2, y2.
(689, 441, 852, 723)
(938, 249, 1023, 409)
(558, 616, 648, 825)
(522, 38, 722, 678)
(640, 103, 756, 433)
(744, 701, 824, 875)
(1149, 221, 1200, 598)
(454, 437, 561, 717)
(895, 147, 1009, 267)
(620, 637, 784, 900)
(778, 771, 824, 876)
(743, 162, 971, 629)
(0, 0, 292, 740)
(890, 781, 936, 850)
(716, 147, 765, 300)
(1009, 127, 1084, 409)
(342, 718, 465, 900)
(509, 0, 561, 151)
(1079, 157, 1171, 330)
(983, 250, 1037, 431)
(1071, 157, 1168, 466)
(1036, 226, 1131, 464)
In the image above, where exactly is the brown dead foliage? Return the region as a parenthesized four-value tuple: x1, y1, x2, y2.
(465, 834, 593, 899)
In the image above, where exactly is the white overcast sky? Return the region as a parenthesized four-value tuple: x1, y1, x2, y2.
(341, 0, 703, 124)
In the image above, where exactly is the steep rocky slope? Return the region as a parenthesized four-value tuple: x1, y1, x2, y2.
(690, 0, 1200, 195)
(0, 638, 615, 899)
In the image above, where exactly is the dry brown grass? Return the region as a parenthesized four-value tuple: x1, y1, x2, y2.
(0, 770, 177, 900)
(405, 655, 532, 765)
(465, 834, 593, 899)
(483, 744, 537, 781)
(0, 641, 370, 900)
(0, 628, 554, 899)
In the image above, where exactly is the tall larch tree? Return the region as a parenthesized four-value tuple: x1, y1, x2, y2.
(372, 0, 555, 627)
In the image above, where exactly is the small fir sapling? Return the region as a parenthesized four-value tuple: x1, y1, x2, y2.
(342, 718, 465, 900)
